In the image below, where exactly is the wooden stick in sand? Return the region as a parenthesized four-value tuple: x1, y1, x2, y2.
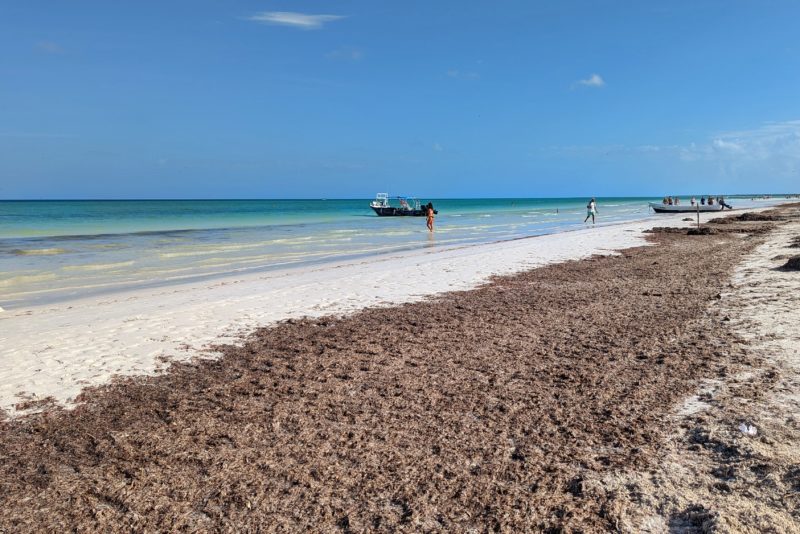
(697, 203, 700, 229)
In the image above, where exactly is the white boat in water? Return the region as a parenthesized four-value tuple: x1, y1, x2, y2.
(649, 202, 729, 213)
(369, 193, 437, 216)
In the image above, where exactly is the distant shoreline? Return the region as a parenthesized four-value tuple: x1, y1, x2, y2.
(2, 193, 798, 201)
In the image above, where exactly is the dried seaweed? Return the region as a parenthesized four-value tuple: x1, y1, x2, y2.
(687, 227, 718, 235)
(709, 212, 782, 224)
(0, 230, 763, 532)
(782, 256, 800, 271)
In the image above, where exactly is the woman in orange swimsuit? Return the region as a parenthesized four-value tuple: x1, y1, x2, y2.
(426, 203, 435, 232)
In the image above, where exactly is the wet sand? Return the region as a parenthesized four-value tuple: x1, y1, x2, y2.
(0, 206, 797, 531)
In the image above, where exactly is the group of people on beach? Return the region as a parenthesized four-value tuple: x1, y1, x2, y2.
(693, 196, 728, 207)
(662, 195, 730, 208)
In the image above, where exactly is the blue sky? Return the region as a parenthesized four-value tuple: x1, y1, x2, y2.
(1, 1, 799, 199)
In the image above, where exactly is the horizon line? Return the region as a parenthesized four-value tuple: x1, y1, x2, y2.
(0, 193, 795, 202)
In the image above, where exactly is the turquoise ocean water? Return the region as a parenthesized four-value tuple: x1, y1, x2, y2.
(0, 196, 781, 309)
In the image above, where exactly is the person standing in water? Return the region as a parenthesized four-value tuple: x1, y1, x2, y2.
(426, 202, 435, 232)
(584, 198, 597, 224)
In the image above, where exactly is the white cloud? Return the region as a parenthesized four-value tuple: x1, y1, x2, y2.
(446, 69, 479, 80)
(326, 46, 364, 61)
(638, 145, 664, 152)
(575, 73, 605, 88)
(722, 120, 800, 142)
(683, 120, 800, 164)
(534, 143, 678, 158)
(247, 11, 345, 30)
(538, 120, 800, 182)
(540, 121, 800, 168)
(711, 138, 744, 153)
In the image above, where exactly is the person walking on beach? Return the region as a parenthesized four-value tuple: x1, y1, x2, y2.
(584, 198, 597, 224)
(426, 203, 435, 232)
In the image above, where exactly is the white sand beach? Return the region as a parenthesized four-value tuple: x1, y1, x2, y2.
(0, 212, 737, 416)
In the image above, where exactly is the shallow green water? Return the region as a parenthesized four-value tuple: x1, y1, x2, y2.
(0, 196, 779, 308)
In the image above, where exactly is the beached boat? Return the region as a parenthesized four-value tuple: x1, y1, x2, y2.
(370, 193, 437, 216)
(649, 202, 728, 213)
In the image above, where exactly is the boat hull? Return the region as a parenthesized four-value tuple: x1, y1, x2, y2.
(649, 203, 728, 213)
(371, 206, 433, 216)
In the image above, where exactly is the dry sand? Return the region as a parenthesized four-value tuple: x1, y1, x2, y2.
(2, 207, 797, 531)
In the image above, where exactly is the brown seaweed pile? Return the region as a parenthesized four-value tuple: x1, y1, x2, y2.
(686, 227, 718, 235)
(709, 211, 782, 224)
(649, 219, 776, 237)
(0, 231, 759, 532)
(782, 255, 800, 271)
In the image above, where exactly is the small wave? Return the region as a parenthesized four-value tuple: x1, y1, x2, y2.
(0, 278, 151, 298)
(196, 253, 284, 267)
(367, 231, 414, 237)
(88, 243, 127, 250)
(11, 248, 69, 256)
(133, 265, 198, 276)
(62, 261, 135, 272)
(0, 273, 58, 288)
(159, 239, 319, 258)
(159, 247, 243, 259)
(269, 236, 316, 244)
